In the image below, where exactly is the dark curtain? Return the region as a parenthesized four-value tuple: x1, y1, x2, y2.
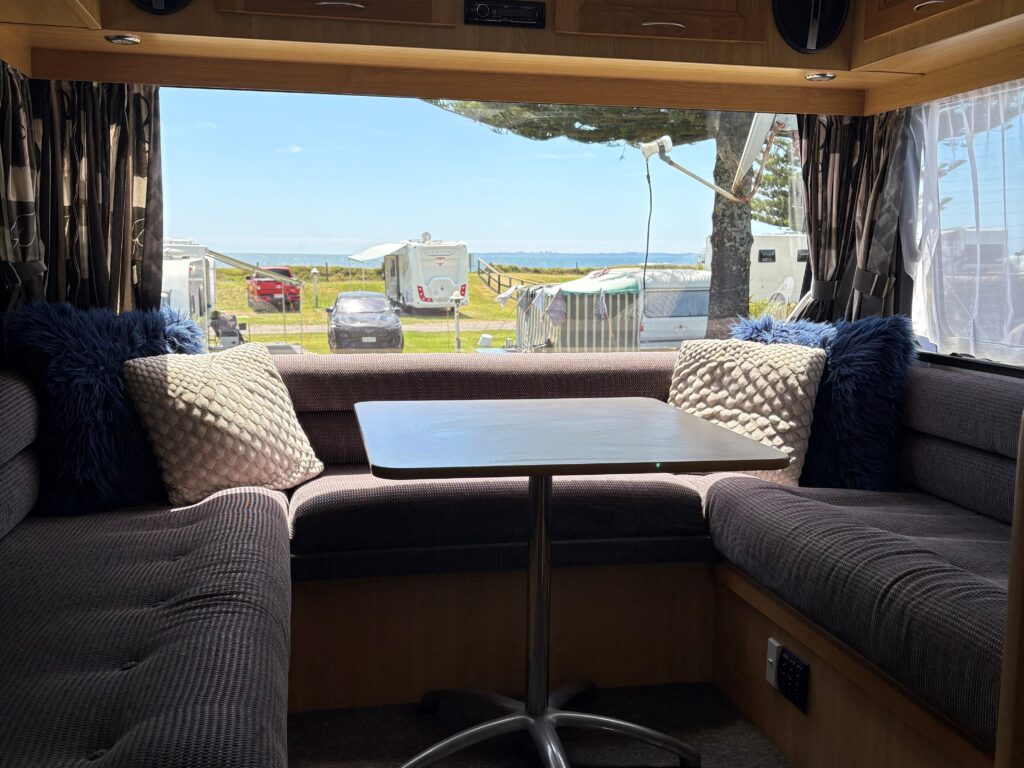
(0, 64, 46, 311)
(0, 62, 162, 313)
(794, 109, 917, 322)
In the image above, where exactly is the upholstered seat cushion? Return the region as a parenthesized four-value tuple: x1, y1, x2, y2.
(0, 488, 291, 768)
(289, 465, 711, 580)
(706, 475, 1009, 748)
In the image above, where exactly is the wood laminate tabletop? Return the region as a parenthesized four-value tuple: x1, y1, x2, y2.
(355, 397, 789, 480)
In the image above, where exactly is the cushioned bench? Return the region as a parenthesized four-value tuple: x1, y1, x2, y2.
(708, 364, 1024, 750)
(0, 373, 292, 768)
(276, 352, 711, 582)
(290, 466, 708, 579)
(278, 353, 1022, 751)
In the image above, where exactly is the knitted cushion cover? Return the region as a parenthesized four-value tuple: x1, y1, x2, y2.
(124, 344, 323, 505)
(668, 339, 827, 485)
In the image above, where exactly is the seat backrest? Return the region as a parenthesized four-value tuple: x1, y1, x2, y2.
(0, 373, 39, 538)
(275, 352, 679, 465)
(899, 363, 1024, 524)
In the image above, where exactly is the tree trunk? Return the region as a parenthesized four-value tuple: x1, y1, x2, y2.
(706, 111, 754, 338)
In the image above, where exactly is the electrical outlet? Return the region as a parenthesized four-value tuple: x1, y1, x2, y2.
(776, 648, 810, 713)
(765, 637, 783, 688)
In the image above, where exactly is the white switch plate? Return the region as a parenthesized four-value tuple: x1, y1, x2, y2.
(766, 637, 783, 688)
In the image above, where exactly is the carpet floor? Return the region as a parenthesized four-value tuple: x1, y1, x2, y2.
(289, 683, 791, 768)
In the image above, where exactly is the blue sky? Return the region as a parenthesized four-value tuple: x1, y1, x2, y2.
(162, 88, 740, 255)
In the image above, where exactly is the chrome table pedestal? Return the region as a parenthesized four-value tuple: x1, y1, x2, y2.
(400, 476, 701, 768)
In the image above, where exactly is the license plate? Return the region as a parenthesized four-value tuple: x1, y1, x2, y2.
(361, 336, 377, 343)
(273, 294, 284, 299)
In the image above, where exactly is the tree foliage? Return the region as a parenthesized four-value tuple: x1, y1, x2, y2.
(750, 136, 796, 229)
(426, 100, 709, 146)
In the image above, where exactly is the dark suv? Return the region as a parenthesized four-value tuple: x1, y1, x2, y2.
(326, 291, 404, 352)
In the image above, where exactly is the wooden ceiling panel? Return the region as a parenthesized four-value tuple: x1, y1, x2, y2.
(0, 0, 100, 30)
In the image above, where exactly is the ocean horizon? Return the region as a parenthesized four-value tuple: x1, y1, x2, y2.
(223, 251, 704, 270)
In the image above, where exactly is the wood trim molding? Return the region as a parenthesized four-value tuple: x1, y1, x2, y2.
(30, 48, 867, 114)
(0, 25, 32, 75)
(715, 564, 992, 768)
(66, 0, 102, 30)
(864, 39, 1024, 113)
(995, 417, 1024, 767)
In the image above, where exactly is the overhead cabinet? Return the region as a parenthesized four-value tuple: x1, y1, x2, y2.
(218, 0, 457, 27)
(862, 0, 982, 39)
(555, 0, 768, 43)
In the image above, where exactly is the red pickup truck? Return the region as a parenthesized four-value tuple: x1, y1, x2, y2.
(246, 266, 301, 312)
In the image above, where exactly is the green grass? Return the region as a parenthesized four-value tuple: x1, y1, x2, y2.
(243, 329, 517, 355)
(748, 296, 798, 320)
(214, 264, 785, 354)
(215, 268, 542, 329)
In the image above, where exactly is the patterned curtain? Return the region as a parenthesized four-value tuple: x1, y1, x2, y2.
(0, 62, 162, 313)
(0, 64, 46, 311)
(792, 109, 918, 322)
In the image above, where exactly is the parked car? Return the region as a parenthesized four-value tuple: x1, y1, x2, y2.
(326, 291, 404, 352)
(246, 266, 301, 311)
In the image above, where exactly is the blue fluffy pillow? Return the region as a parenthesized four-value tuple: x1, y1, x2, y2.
(4, 302, 204, 515)
(800, 316, 916, 489)
(731, 314, 916, 490)
(731, 314, 836, 347)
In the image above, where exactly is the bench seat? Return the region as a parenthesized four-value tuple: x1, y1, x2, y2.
(289, 465, 711, 580)
(0, 487, 292, 768)
(707, 475, 1009, 748)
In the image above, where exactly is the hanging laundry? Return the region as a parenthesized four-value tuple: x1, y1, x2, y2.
(496, 284, 517, 306)
(517, 289, 533, 312)
(595, 289, 609, 321)
(531, 288, 546, 313)
(546, 289, 567, 326)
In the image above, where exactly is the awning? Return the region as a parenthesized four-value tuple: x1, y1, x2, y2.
(205, 249, 304, 286)
(347, 242, 407, 263)
(539, 267, 711, 297)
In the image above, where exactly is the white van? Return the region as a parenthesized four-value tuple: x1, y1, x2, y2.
(349, 234, 470, 310)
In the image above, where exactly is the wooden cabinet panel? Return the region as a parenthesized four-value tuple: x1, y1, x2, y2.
(556, 0, 768, 43)
(862, 0, 982, 39)
(219, 0, 456, 27)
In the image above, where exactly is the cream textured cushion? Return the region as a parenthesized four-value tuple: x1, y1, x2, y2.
(124, 344, 323, 505)
(668, 339, 826, 485)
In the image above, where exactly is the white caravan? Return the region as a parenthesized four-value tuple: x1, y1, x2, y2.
(161, 239, 214, 326)
(348, 234, 470, 310)
(637, 268, 712, 349)
(705, 232, 809, 305)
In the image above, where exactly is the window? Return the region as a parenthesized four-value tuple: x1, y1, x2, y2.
(162, 90, 803, 354)
(797, 249, 809, 263)
(910, 78, 1024, 366)
(644, 290, 710, 318)
(335, 295, 391, 313)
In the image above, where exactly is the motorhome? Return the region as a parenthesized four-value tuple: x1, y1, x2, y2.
(706, 232, 810, 306)
(2, 5, 1024, 768)
(349, 235, 470, 311)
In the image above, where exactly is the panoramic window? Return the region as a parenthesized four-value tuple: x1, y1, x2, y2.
(910, 78, 1024, 366)
(161, 90, 805, 354)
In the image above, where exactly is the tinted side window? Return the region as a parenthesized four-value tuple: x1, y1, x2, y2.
(644, 290, 710, 318)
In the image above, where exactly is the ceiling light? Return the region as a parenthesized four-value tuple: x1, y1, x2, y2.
(104, 34, 142, 46)
(805, 72, 836, 82)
